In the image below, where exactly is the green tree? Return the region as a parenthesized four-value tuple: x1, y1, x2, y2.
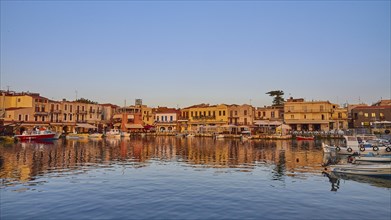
(266, 90, 285, 106)
(75, 98, 98, 104)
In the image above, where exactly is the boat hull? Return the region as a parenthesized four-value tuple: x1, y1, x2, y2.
(15, 133, 56, 141)
(296, 136, 314, 141)
(330, 164, 391, 177)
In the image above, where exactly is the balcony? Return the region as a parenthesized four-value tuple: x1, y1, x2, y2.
(76, 110, 88, 114)
(50, 110, 62, 114)
(192, 116, 216, 120)
(34, 111, 49, 116)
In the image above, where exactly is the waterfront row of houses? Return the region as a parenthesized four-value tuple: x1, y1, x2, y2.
(0, 90, 390, 135)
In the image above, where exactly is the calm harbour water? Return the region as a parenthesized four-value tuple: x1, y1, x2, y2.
(1, 136, 390, 220)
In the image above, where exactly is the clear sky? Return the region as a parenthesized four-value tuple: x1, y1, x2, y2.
(1, 1, 390, 108)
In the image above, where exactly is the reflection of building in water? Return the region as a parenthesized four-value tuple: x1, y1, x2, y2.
(0, 137, 325, 182)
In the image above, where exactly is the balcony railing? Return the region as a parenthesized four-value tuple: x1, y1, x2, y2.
(34, 112, 49, 116)
(192, 116, 216, 120)
(50, 110, 62, 114)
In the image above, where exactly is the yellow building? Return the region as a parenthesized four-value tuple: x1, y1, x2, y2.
(255, 106, 284, 121)
(1, 91, 109, 134)
(227, 104, 254, 126)
(141, 105, 154, 126)
(284, 97, 348, 131)
(181, 104, 228, 132)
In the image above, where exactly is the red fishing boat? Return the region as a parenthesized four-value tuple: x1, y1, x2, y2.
(14, 127, 57, 141)
(296, 136, 315, 141)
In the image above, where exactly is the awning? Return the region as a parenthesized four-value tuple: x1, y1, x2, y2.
(221, 124, 237, 128)
(76, 123, 97, 129)
(254, 120, 282, 126)
(127, 115, 134, 119)
(125, 124, 144, 129)
(113, 114, 122, 119)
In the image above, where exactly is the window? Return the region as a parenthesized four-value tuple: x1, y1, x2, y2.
(165, 116, 167, 121)
(70, 105, 73, 112)
(230, 111, 233, 117)
(191, 112, 194, 117)
(219, 111, 221, 116)
(371, 113, 376, 118)
(271, 112, 275, 118)
(320, 105, 324, 112)
(235, 111, 238, 116)
(18, 98, 21, 102)
(42, 116, 45, 122)
(244, 118, 247, 125)
(304, 115, 306, 119)
(69, 114, 73, 121)
(291, 115, 294, 119)
(338, 113, 342, 118)
(64, 113, 67, 121)
(364, 113, 369, 118)
(65, 105, 67, 111)
(170, 116, 173, 121)
(18, 114, 22, 121)
(208, 111, 211, 116)
(223, 111, 226, 116)
(25, 115, 28, 121)
(35, 116, 38, 121)
(244, 110, 247, 116)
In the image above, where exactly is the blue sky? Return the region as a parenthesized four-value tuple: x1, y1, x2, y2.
(1, 1, 390, 108)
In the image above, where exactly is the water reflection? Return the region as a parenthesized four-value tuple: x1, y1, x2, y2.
(1, 137, 334, 186)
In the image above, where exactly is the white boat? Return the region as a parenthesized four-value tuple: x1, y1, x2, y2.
(66, 133, 89, 140)
(324, 135, 391, 155)
(105, 129, 121, 138)
(89, 133, 103, 138)
(216, 134, 225, 139)
(354, 153, 391, 163)
(330, 163, 391, 177)
(186, 134, 195, 138)
(120, 131, 131, 137)
(322, 143, 337, 153)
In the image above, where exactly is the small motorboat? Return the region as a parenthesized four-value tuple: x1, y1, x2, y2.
(330, 163, 391, 177)
(354, 153, 391, 163)
(14, 127, 57, 141)
(296, 136, 314, 141)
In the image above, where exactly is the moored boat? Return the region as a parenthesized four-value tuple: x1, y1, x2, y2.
(354, 153, 391, 163)
(296, 135, 315, 141)
(105, 129, 121, 138)
(14, 130, 57, 141)
(330, 163, 391, 177)
(89, 133, 103, 138)
(325, 135, 391, 155)
(66, 133, 89, 140)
